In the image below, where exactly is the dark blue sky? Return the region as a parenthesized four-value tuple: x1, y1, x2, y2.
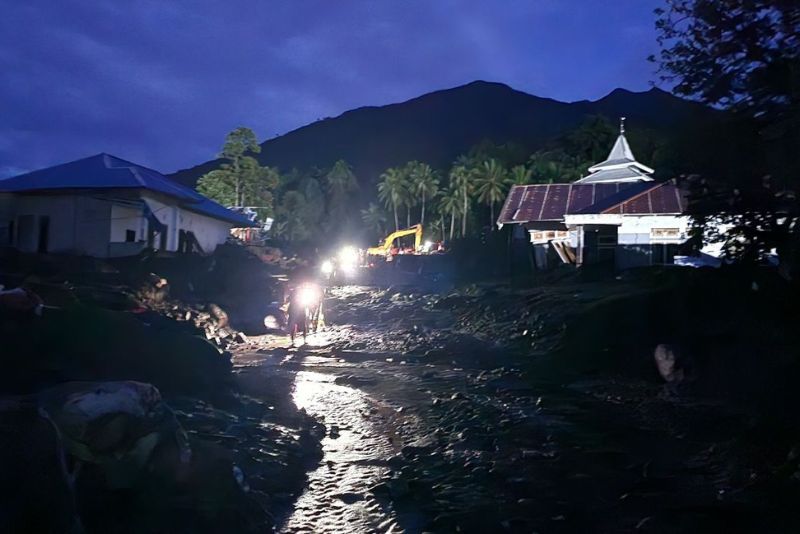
(1, 0, 665, 177)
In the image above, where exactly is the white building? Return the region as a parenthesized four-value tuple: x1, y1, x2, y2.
(497, 120, 691, 270)
(0, 153, 255, 258)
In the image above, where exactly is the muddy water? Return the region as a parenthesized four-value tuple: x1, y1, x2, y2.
(280, 370, 402, 533)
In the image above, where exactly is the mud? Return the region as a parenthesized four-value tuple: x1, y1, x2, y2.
(236, 283, 800, 533)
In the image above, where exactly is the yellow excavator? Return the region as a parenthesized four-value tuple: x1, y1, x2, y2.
(366, 224, 423, 258)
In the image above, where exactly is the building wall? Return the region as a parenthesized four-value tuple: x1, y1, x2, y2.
(72, 196, 112, 256)
(1, 192, 233, 257)
(110, 204, 145, 243)
(178, 209, 232, 253)
(142, 194, 231, 254)
(617, 215, 689, 245)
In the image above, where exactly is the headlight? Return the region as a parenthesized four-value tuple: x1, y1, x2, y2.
(320, 260, 334, 275)
(297, 284, 320, 307)
(423, 240, 433, 252)
(339, 261, 356, 276)
(338, 246, 359, 266)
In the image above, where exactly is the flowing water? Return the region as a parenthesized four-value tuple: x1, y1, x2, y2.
(280, 370, 402, 533)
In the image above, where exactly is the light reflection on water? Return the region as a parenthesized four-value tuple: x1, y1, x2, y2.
(281, 370, 401, 533)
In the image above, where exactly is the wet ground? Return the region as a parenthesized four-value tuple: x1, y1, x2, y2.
(233, 285, 790, 533)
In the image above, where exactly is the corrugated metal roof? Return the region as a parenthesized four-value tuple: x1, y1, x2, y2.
(497, 180, 686, 225)
(0, 153, 256, 227)
(601, 181, 686, 215)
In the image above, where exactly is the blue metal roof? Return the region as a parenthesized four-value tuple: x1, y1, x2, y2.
(0, 153, 256, 227)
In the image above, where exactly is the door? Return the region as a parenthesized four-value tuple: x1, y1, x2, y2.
(37, 216, 50, 253)
(16, 215, 35, 252)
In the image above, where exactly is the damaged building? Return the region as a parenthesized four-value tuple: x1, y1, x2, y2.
(497, 120, 689, 270)
(0, 153, 255, 257)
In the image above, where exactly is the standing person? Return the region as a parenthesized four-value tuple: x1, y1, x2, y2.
(286, 287, 306, 346)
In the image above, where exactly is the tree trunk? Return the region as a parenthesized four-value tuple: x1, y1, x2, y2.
(440, 213, 445, 242)
(393, 203, 399, 232)
(420, 194, 426, 228)
(461, 188, 468, 237)
(406, 206, 411, 228)
(450, 211, 455, 241)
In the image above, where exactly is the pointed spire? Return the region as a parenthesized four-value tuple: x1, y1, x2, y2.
(579, 116, 656, 181)
(606, 130, 635, 162)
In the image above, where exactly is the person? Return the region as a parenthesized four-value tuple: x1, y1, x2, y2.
(286, 287, 306, 345)
(285, 282, 322, 345)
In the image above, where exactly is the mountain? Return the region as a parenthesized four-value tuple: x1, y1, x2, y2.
(170, 80, 718, 188)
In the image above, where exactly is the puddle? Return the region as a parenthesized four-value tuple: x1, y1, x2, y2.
(280, 371, 401, 533)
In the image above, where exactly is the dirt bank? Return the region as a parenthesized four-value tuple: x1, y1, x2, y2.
(0, 247, 322, 533)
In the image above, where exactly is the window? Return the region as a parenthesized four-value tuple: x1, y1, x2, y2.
(651, 228, 681, 239)
(125, 230, 136, 242)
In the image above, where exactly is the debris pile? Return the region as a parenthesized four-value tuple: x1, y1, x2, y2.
(0, 248, 321, 533)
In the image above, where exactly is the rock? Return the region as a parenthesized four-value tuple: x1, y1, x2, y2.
(208, 303, 229, 328)
(37, 381, 191, 488)
(654, 343, 693, 383)
(0, 287, 43, 315)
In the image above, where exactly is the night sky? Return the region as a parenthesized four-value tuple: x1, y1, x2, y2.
(1, 0, 665, 177)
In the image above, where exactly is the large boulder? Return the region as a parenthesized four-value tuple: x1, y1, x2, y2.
(37, 381, 191, 489)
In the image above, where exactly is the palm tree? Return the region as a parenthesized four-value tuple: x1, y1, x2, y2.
(438, 185, 461, 242)
(325, 159, 357, 196)
(410, 162, 439, 228)
(449, 158, 475, 237)
(377, 167, 406, 231)
(399, 163, 418, 227)
(361, 202, 387, 238)
(475, 158, 509, 228)
(509, 164, 532, 185)
(325, 160, 358, 225)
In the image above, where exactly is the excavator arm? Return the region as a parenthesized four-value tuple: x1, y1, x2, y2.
(367, 224, 422, 256)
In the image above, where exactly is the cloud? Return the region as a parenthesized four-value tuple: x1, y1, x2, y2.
(0, 0, 664, 175)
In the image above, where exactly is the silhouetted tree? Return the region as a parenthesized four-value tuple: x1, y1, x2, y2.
(197, 127, 278, 219)
(652, 0, 800, 274)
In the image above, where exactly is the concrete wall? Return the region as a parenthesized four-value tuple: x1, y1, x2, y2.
(177, 208, 232, 253)
(142, 194, 231, 254)
(617, 215, 689, 245)
(2, 192, 232, 257)
(110, 204, 145, 243)
(8, 195, 104, 254)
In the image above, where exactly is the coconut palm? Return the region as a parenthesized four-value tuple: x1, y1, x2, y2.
(475, 159, 509, 228)
(361, 202, 387, 238)
(438, 185, 462, 242)
(377, 167, 406, 231)
(509, 164, 532, 185)
(449, 158, 475, 237)
(399, 163, 419, 227)
(409, 162, 439, 228)
(325, 159, 357, 225)
(325, 159, 357, 196)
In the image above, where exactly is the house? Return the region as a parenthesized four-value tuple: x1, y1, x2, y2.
(0, 153, 256, 258)
(497, 120, 690, 270)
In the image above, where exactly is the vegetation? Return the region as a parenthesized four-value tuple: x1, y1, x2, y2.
(194, 117, 654, 245)
(652, 0, 800, 275)
(193, 108, 711, 247)
(197, 127, 279, 220)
